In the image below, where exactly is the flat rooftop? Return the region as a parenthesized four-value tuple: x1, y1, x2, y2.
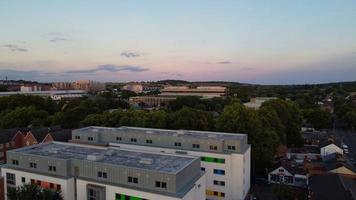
(13, 142, 196, 174)
(75, 126, 247, 141)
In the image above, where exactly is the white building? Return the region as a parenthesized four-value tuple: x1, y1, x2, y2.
(71, 126, 251, 200)
(268, 166, 308, 188)
(243, 97, 277, 110)
(2, 142, 205, 200)
(320, 143, 343, 159)
(122, 83, 144, 94)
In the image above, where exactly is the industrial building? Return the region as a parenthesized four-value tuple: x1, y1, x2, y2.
(71, 126, 251, 200)
(2, 142, 205, 200)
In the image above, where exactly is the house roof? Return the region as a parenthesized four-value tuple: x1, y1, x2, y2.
(309, 174, 355, 200)
(0, 127, 71, 144)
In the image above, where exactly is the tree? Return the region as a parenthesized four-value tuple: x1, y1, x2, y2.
(272, 184, 294, 200)
(261, 99, 303, 147)
(0, 106, 48, 128)
(344, 110, 356, 129)
(0, 85, 8, 92)
(145, 110, 169, 128)
(167, 96, 205, 111)
(216, 102, 279, 173)
(304, 108, 332, 130)
(169, 107, 214, 130)
(7, 183, 63, 200)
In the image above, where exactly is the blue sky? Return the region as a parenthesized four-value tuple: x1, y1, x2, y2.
(0, 0, 355, 84)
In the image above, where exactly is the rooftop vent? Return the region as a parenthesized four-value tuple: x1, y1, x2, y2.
(48, 148, 59, 154)
(87, 153, 104, 161)
(146, 131, 154, 134)
(139, 158, 153, 165)
(105, 149, 116, 156)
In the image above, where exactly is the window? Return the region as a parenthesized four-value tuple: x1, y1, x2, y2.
(29, 162, 37, 168)
(228, 145, 236, 150)
(162, 182, 167, 189)
(87, 186, 103, 200)
(75, 135, 80, 139)
(128, 176, 138, 184)
(221, 192, 225, 197)
(49, 165, 57, 172)
(116, 137, 122, 141)
(201, 167, 205, 171)
(192, 144, 200, 149)
(12, 160, 19, 165)
(6, 173, 15, 185)
(213, 169, 225, 175)
(21, 177, 26, 183)
(209, 145, 218, 150)
(56, 184, 61, 191)
(155, 181, 167, 189)
(88, 137, 94, 141)
(36, 180, 41, 185)
(201, 156, 225, 164)
(213, 180, 225, 186)
(146, 139, 153, 144)
(174, 142, 181, 147)
(116, 193, 148, 200)
(97, 171, 107, 179)
(131, 138, 137, 142)
(50, 183, 54, 189)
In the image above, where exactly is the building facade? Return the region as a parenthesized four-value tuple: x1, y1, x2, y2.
(160, 86, 227, 99)
(2, 142, 205, 200)
(71, 126, 251, 200)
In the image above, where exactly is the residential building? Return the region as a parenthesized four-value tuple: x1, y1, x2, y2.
(268, 165, 308, 188)
(73, 80, 105, 92)
(320, 142, 343, 160)
(71, 126, 251, 200)
(0, 127, 71, 164)
(2, 142, 205, 200)
(243, 97, 277, 110)
(160, 86, 227, 99)
(52, 82, 74, 90)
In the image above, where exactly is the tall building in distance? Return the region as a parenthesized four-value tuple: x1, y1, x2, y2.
(2, 142, 206, 200)
(73, 80, 105, 92)
(71, 126, 251, 200)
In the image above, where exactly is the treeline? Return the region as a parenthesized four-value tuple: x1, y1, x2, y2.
(0, 94, 129, 129)
(81, 97, 303, 173)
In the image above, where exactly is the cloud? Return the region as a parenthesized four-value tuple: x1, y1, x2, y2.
(0, 69, 46, 80)
(65, 64, 148, 74)
(120, 51, 142, 58)
(49, 37, 69, 43)
(47, 32, 70, 43)
(1, 44, 28, 52)
(161, 72, 184, 77)
(217, 61, 231, 64)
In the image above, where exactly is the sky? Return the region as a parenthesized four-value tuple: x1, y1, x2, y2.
(0, 0, 355, 84)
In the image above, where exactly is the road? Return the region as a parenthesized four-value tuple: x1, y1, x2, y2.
(333, 129, 356, 165)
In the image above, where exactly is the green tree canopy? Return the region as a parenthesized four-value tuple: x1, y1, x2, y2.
(169, 107, 214, 130)
(261, 99, 303, 147)
(0, 106, 48, 128)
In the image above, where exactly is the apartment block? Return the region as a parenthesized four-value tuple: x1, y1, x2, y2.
(2, 142, 205, 200)
(71, 126, 251, 200)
